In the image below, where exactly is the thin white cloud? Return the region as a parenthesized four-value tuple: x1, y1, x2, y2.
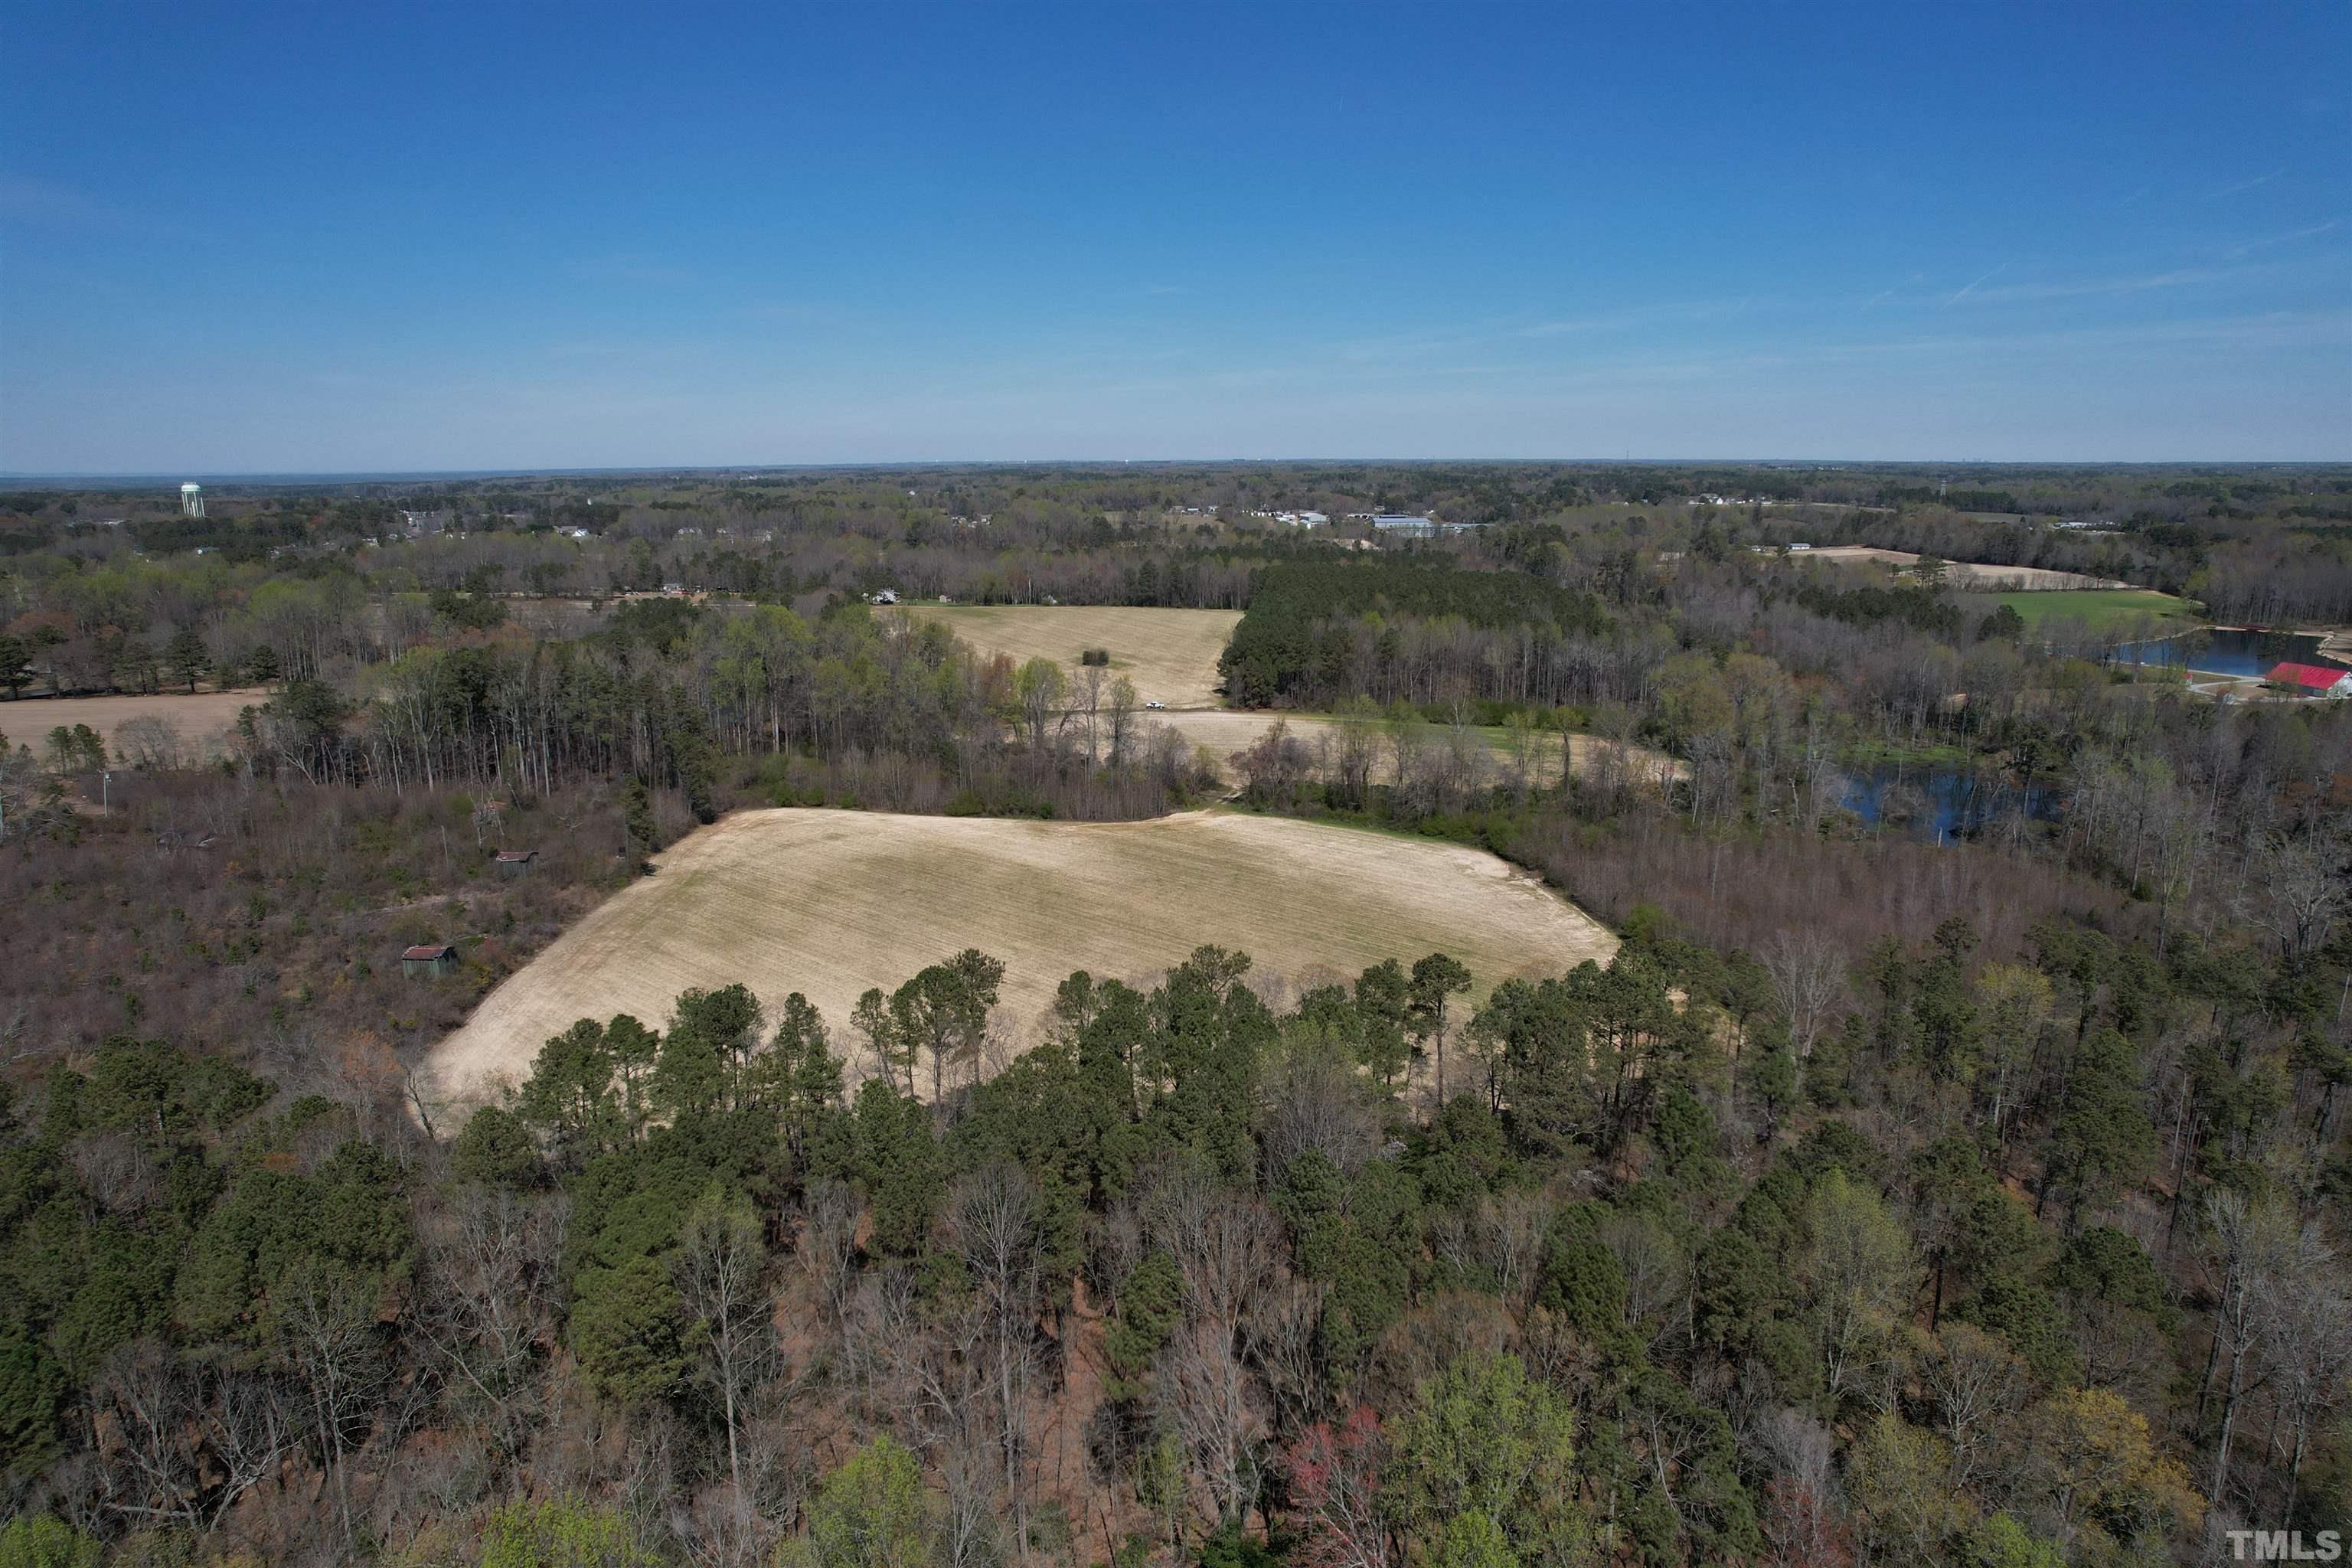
(1946, 264, 2007, 305)
(1324, 298, 1753, 364)
(1963, 266, 2225, 304)
(2205, 167, 2288, 201)
(2219, 218, 2342, 259)
(1520, 298, 1752, 337)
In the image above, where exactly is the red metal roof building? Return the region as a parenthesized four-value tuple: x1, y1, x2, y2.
(2264, 662, 2352, 695)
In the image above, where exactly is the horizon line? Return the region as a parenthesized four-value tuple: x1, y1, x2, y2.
(7, 455, 2352, 486)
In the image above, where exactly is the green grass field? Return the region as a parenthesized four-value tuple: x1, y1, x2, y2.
(1995, 588, 2201, 631)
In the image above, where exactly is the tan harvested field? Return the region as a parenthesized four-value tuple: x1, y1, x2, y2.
(1798, 546, 2125, 590)
(1152, 710, 1684, 790)
(0, 689, 265, 759)
(426, 806, 1617, 1109)
(910, 605, 1242, 708)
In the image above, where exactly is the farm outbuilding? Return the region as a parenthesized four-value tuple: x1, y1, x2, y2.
(2264, 662, 2352, 697)
(494, 850, 537, 877)
(402, 943, 458, 979)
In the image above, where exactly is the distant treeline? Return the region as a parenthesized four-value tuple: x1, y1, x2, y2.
(1220, 559, 1612, 709)
(234, 599, 1203, 826)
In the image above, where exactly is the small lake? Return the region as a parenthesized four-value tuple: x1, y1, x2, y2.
(2109, 628, 2342, 679)
(1840, 765, 2060, 842)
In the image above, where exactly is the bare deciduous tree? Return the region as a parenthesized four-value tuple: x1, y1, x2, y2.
(1916, 1321, 2030, 1494)
(675, 1193, 776, 1501)
(1762, 929, 1847, 1057)
(413, 1184, 569, 1455)
(94, 1340, 292, 1532)
(1158, 1318, 1266, 1531)
(2251, 1229, 2352, 1518)
(2200, 1191, 2298, 1507)
(1144, 1171, 1282, 1531)
(949, 1163, 1046, 1557)
(1106, 676, 1138, 768)
(276, 1263, 390, 1556)
(800, 1177, 864, 1342)
(2243, 821, 2349, 959)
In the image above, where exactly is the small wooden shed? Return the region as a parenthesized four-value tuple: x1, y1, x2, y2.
(494, 849, 537, 878)
(401, 943, 458, 979)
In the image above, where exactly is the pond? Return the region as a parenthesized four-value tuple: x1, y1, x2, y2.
(1839, 764, 2060, 843)
(2108, 627, 2342, 679)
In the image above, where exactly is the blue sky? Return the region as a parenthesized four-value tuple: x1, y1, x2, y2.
(2, 1, 2346, 472)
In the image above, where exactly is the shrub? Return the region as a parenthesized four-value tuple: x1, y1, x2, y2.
(0, 1517, 100, 1568)
(477, 1495, 655, 1567)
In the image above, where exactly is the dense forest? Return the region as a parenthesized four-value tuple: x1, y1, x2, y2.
(1217, 561, 1611, 710)
(0, 462, 2348, 1566)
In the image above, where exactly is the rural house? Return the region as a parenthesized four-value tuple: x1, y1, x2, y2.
(401, 943, 458, 978)
(2263, 662, 2352, 697)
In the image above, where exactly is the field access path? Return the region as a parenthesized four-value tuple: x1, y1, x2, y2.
(425, 806, 1617, 1112)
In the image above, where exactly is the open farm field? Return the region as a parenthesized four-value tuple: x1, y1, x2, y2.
(0, 688, 266, 760)
(910, 604, 1241, 708)
(1155, 709, 1683, 789)
(1799, 545, 2125, 590)
(426, 805, 1616, 1108)
(1995, 588, 2201, 629)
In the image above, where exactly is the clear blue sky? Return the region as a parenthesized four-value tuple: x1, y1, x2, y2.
(2, 1, 2346, 472)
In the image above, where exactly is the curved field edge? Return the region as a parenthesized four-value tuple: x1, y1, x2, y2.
(423, 805, 1616, 1111)
(904, 605, 1243, 709)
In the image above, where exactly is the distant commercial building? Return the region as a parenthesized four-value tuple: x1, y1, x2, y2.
(180, 483, 204, 518)
(1370, 514, 1486, 538)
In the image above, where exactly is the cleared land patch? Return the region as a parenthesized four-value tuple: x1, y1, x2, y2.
(426, 806, 1616, 1108)
(1799, 546, 2126, 590)
(0, 689, 266, 760)
(909, 605, 1242, 708)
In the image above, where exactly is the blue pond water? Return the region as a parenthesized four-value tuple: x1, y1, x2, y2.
(2109, 628, 2339, 679)
(1839, 766, 2060, 842)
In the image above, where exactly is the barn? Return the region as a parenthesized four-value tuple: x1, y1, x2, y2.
(401, 943, 458, 979)
(494, 849, 537, 877)
(2263, 662, 2352, 697)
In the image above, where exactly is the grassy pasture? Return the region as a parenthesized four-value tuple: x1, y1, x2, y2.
(0, 689, 265, 760)
(1994, 588, 2201, 629)
(425, 805, 1617, 1108)
(909, 604, 1241, 708)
